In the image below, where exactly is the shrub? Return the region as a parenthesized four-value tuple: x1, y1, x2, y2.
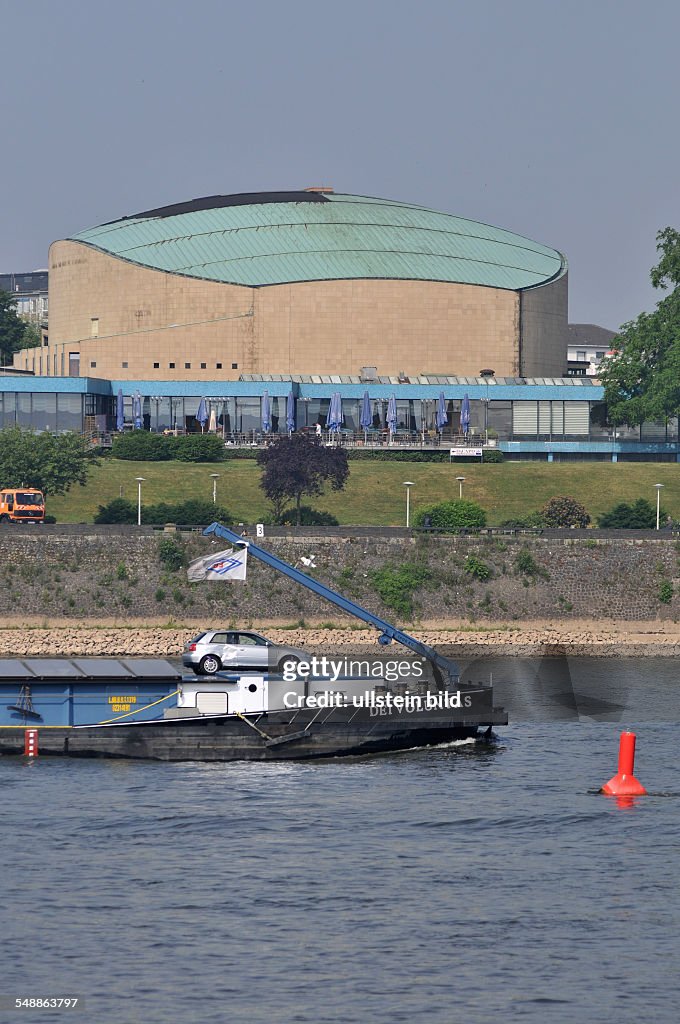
(598, 498, 665, 529)
(482, 449, 504, 463)
(155, 587, 166, 603)
(43, 514, 57, 524)
(112, 432, 172, 461)
(414, 499, 486, 532)
(144, 500, 232, 526)
(499, 511, 545, 529)
(464, 555, 492, 581)
(168, 434, 225, 463)
(659, 579, 673, 604)
(158, 538, 186, 572)
(516, 548, 549, 580)
(541, 496, 591, 528)
(279, 506, 339, 526)
(116, 561, 129, 581)
(94, 498, 137, 524)
(371, 563, 432, 617)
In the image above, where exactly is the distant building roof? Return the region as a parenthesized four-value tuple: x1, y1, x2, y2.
(568, 323, 617, 348)
(68, 191, 567, 292)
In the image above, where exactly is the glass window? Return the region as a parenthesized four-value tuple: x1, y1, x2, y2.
(17, 393, 31, 428)
(32, 393, 57, 432)
(236, 398, 261, 434)
(68, 352, 80, 377)
(1, 393, 13, 429)
(57, 394, 82, 432)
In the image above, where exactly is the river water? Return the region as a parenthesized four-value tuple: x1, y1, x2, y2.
(2, 658, 680, 1024)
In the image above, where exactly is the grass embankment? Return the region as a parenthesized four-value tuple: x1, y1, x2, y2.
(48, 458, 680, 525)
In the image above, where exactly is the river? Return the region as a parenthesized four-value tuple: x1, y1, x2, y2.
(2, 657, 680, 1023)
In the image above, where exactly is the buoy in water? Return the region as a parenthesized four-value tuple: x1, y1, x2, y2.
(601, 730, 646, 796)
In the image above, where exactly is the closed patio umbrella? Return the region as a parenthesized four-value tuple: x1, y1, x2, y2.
(196, 397, 208, 433)
(436, 392, 448, 433)
(286, 390, 295, 434)
(132, 390, 143, 430)
(261, 390, 271, 434)
(387, 393, 397, 443)
(327, 392, 343, 435)
(461, 393, 471, 436)
(116, 389, 124, 432)
(208, 405, 217, 433)
(360, 390, 372, 443)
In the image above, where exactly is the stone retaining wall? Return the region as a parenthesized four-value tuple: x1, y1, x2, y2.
(0, 526, 677, 626)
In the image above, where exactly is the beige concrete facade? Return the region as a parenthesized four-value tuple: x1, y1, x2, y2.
(15, 240, 566, 379)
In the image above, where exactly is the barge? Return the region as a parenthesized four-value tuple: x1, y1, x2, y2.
(0, 658, 507, 761)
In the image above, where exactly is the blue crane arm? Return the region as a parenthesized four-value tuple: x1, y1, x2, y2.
(203, 522, 459, 686)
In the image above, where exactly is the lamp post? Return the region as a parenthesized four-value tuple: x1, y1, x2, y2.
(403, 481, 414, 528)
(654, 483, 664, 530)
(210, 472, 220, 504)
(480, 368, 495, 444)
(456, 475, 465, 500)
(135, 477, 145, 526)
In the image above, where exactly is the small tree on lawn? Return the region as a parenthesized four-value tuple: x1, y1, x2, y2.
(257, 434, 349, 525)
(541, 496, 591, 528)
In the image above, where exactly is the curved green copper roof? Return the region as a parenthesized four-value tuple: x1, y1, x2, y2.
(68, 191, 566, 291)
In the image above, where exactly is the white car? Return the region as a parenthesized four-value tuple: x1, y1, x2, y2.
(183, 629, 307, 675)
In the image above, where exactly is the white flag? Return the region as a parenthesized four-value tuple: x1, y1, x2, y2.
(187, 547, 248, 582)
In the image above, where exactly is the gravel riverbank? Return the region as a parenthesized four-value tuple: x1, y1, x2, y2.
(1, 620, 680, 658)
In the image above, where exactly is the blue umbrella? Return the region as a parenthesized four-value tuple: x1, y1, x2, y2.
(360, 390, 372, 442)
(436, 392, 448, 433)
(327, 391, 343, 434)
(460, 393, 471, 436)
(132, 390, 143, 430)
(196, 396, 208, 433)
(286, 390, 295, 434)
(116, 389, 124, 432)
(261, 390, 271, 434)
(387, 394, 398, 440)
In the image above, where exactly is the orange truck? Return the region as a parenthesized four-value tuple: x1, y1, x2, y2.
(0, 488, 45, 523)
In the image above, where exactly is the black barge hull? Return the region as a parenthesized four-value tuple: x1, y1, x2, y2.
(0, 703, 508, 761)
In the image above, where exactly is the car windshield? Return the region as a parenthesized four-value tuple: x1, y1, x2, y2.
(16, 492, 43, 505)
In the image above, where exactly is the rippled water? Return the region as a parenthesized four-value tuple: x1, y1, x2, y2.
(3, 661, 680, 1023)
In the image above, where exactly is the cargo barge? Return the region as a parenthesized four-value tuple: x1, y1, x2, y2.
(0, 658, 506, 761)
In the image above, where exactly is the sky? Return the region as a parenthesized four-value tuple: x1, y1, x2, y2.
(1, 0, 679, 330)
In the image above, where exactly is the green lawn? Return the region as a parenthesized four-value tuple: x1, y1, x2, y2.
(47, 457, 680, 525)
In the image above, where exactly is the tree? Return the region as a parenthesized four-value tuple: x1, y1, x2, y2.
(598, 498, 666, 530)
(0, 427, 99, 495)
(601, 228, 680, 426)
(0, 290, 26, 364)
(257, 434, 349, 525)
(20, 322, 42, 350)
(541, 496, 591, 528)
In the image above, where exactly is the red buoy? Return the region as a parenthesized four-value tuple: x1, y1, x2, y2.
(601, 731, 646, 796)
(24, 728, 39, 758)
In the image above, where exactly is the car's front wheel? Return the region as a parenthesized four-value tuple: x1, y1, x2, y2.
(199, 654, 221, 675)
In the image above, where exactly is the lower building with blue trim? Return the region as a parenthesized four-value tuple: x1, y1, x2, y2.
(0, 372, 676, 461)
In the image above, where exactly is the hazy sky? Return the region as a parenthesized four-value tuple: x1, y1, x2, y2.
(2, 0, 678, 330)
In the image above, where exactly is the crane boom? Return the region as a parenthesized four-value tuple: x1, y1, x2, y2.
(203, 522, 459, 688)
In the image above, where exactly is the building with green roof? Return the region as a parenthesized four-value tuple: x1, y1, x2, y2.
(23, 188, 568, 382)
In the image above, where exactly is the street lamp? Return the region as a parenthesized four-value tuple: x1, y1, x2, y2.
(654, 483, 664, 530)
(480, 368, 495, 444)
(456, 475, 465, 500)
(210, 472, 220, 504)
(403, 481, 414, 528)
(135, 477, 145, 526)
